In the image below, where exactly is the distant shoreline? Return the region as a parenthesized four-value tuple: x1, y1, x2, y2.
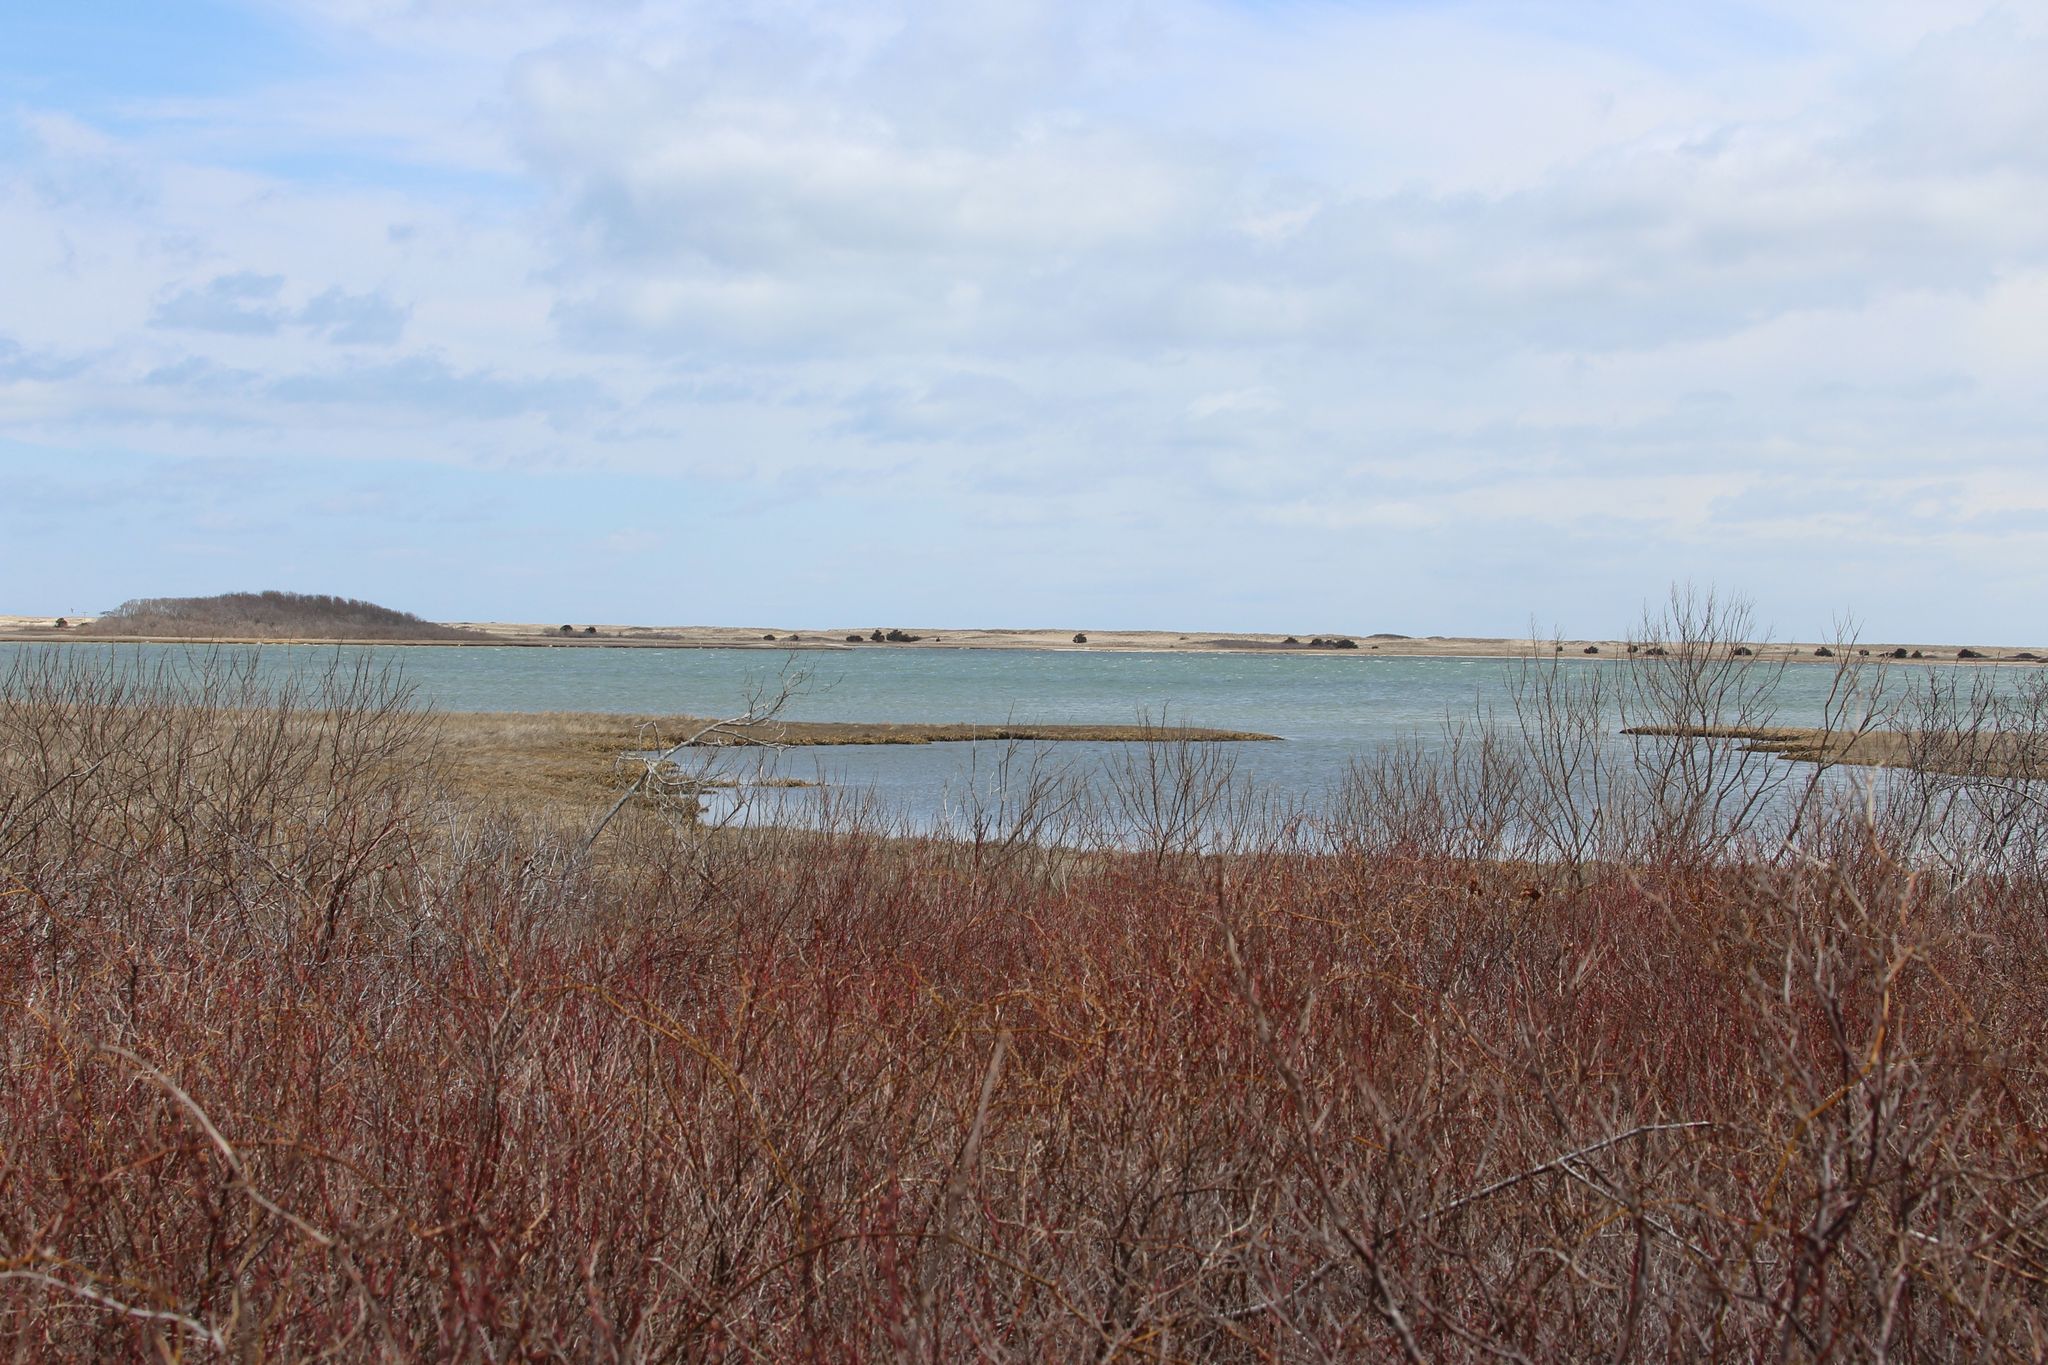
(1, 616, 2040, 664)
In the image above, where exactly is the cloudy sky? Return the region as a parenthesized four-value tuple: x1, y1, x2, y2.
(3, 1, 2044, 638)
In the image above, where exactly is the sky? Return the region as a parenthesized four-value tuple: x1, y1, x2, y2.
(2, 0, 2044, 639)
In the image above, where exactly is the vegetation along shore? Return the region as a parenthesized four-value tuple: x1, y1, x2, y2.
(433, 710, 1277, 823)
(3, 591, 2041, 662)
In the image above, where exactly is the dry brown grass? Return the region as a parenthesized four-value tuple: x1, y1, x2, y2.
(1624, 723, 2048, 779)
(427, 710, 1278, 822)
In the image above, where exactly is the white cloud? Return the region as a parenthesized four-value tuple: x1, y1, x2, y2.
(1187, 388, 1279, 420)
(2, 0, 2045, 634)
(297, 287, 411, 345)
(151, 272, 291, 335)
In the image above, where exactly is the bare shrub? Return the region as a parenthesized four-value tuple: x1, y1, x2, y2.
(0, 647, 436, 957)
(1329, 720, 1525, 865)
(4, 636, 2046, 1358)
(1096, 710, 1269, 864)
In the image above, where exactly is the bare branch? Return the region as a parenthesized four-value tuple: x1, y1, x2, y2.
(1421, 1122, 1716, 1224)
(579, 666, 812, 854)
(0, 1270, 225, 1352)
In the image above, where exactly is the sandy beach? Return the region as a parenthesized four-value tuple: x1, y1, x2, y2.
(1, 613, 2040, 663)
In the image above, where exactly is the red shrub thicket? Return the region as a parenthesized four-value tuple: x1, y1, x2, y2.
(3, 648, 2046, 1359)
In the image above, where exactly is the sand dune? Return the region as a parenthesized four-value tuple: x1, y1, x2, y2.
(2, 614, 2040, 663)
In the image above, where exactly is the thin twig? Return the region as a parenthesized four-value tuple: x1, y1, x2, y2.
(1421, 1121, 1716, 1224)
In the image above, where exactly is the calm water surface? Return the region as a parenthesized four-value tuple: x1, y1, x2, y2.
(11, 641, 1940, 826)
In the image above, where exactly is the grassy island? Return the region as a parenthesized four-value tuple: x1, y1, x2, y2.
(73, 590, 488, 642)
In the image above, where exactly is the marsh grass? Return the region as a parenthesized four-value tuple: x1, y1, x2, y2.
(1621, 723, 2048, 779)
(424, 710, 1277, 828)
(3, 630, 2046, 1359)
